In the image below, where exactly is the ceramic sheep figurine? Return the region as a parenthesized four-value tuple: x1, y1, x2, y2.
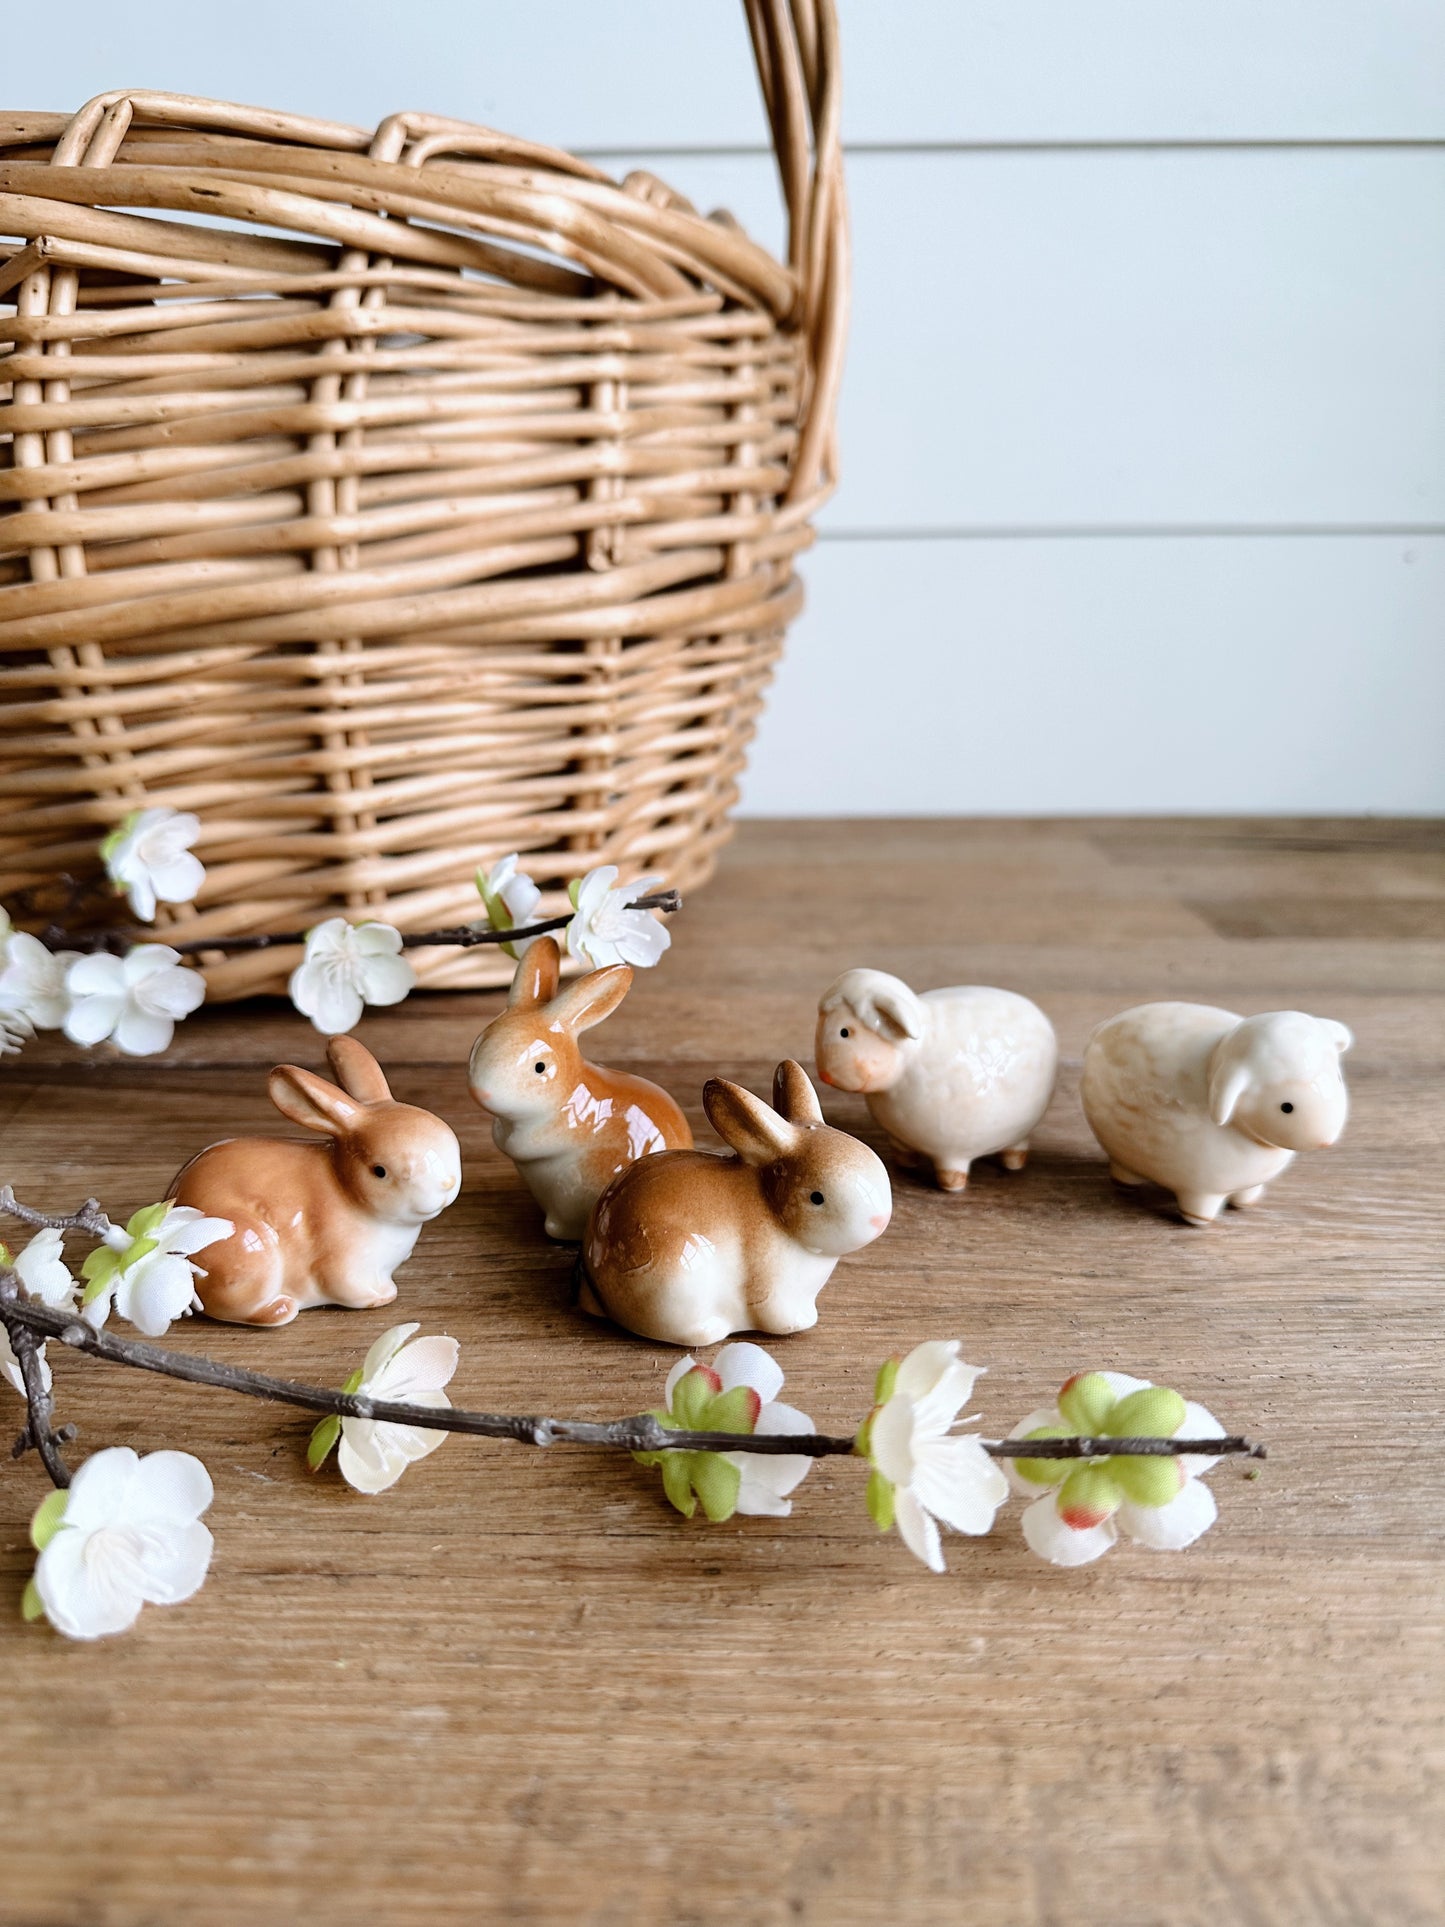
(468, 936, 691, 1241)
(170, 1036, 461, 1326)
(814, 968, 1058, 1192)
(1081, 1002, 1352, 1225)
(580, 1060, 892, 1346)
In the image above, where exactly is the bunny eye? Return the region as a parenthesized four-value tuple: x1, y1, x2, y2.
(1280, 1101, 1294, 1114)
(810, 1190, 825, 1206)
(372, 1163, 387, 1179)
(839, 1027, 850, 1038)
(534, 1060, 548, 1075)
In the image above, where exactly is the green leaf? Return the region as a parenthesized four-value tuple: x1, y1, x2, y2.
(1057, 1372, 1117, 1434)
(307, 1414, 342, 1471)
(854, 1413, 874, 1459)
(689, 1452, 742, 1523)
(873, 1356, 900, 1405)
(99, 812, 138, 864)
(1056, 1463, 1123, 1529)
(1110, 1452, 1185, 1509)
(29, 1488, 68, 1551)
(1106, 1385, 1187, 1440)
(701, 1384, 759, 1437)
(80, 1245, 120, 1300)
(20, 1577, 45, 1623)
(866, 1467, 895, 1532)
(567, 877, 582, 910)
(660, 1452, 697, 1517)
(1011, 1424, 1076, 1488)
(125, 1200, 172, 1242)
(0, 1242, 12, 1269)
(670, 1365, 720, 1431)
(340, 1367, 365, 1396)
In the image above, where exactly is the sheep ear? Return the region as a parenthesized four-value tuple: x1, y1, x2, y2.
(703, 1077, 796, 1166)
(325, 1035, 391, 1103)
(1207, 1051, 1251, 1127)
(509, 936, 561, 1010)
(269, 1065, 362, 1138)
(548, 963, 632, 1035)
(864, 980, 924, 1042)
(773, 1058, 823, 1125)
(1320, 1018, 1353, 1055)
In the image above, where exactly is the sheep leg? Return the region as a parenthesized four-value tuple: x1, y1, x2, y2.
(1176, 1191, 1226, 1227)
(934, 1160, 970, 1192)
(885, 1133, 931, 1172)
(999, 1141, 1029, 1172)
(1109, 1161, 1145, 1187)
(1228, 1184, 1266, 1209)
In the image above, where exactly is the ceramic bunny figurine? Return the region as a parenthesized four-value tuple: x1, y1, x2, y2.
(169, 1035, 461, 1325)
(468, 936, 691, 1241)
(1081, 1002, 1352, 1225)
(580, 1060, 891, 1346)
(815, 968, 1058, 1191)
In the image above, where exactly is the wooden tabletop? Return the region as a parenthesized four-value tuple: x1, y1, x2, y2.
(3, 818, 1442, 1927)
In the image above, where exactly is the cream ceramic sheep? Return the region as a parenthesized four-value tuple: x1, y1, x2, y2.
(1080, 1002, 1352, 1226)
(815, 968, 1058, 1191)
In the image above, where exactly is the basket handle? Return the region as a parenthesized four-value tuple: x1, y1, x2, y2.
(743, 0, 848, 508)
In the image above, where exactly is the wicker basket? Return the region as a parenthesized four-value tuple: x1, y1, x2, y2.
(0, 1, 845, 997)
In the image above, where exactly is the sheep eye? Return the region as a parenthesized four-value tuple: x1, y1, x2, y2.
(372, 1163, 387, 1179)
(839, 1027, 850, 1038)
(1280, 1101, 1294, 1114)
(810, 1190, 825, 1205)
(534, 1060, 547, 1075)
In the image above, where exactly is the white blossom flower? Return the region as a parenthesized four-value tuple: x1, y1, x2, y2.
(1004, 1371, 1227, 1568)
(81, 1201, 233, 1338)
(861, 1341, 1009, 1572)
(566, 865, 671, 970)
(0, 1008, 29, 1058)
(307, 1322, 459, 1493)
(0, 932, 81, 1031)
(288, 918, 414, 1035)
(64, 945, 206, 1056)
(101, 807, 205, 922)
(476, 853, 543, 957)
(639, 1342, 816, 1521)
(24, 1447, 214, 1640)
(0, 1228, 79, 1398)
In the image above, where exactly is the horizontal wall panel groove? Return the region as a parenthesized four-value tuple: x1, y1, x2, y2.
(739, 536, 1445, 816)
(7, 2, 1445, 146)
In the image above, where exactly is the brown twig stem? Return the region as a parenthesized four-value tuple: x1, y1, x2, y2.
(0, 1192, 1266, 1467)
(33, 892, 682, 959)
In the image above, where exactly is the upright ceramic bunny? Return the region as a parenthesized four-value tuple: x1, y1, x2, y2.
(815, 968, 1058, 1191)
(468, 937, 691, 1241)
(1081, 1002, 1352, 1225)
(169, 1035, 461, 1325)
(580, 1060, 891, 1346)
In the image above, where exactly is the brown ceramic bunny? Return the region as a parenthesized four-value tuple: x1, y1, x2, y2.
(580, 1060, 892, 1346)
(468, 936, 691, 1241)
(169, 1035, 461, 1326)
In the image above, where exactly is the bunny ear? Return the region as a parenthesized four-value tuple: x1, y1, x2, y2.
(548, 963, 633, 1035)
(509, 936, 561, 1010)
(269, 1064, 363, 1138)
(773, 1059, 823, 1125)
(326, 1035, 391, 1103)
(703, 1076, 797, 1166)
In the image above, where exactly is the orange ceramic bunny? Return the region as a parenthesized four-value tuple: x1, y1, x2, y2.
(580, 1060, 892, 1346)
(169, 1035, 461, 1326)
(467, 936, 691, 1241)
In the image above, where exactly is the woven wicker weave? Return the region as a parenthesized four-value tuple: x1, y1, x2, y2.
(0, 0, 845, 997)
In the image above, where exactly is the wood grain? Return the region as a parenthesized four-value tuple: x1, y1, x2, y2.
(2, 817, 1442, 1927)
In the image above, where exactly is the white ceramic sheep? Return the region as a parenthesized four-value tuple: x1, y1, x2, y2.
(815, 968, 1058, 1191)
(1080, 1002, 1352, 1225)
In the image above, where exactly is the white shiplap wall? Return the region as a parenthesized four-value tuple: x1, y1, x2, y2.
(8, 1, 1444, 812)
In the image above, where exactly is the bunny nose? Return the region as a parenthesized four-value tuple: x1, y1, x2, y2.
(870, 1211, 890, 1232)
